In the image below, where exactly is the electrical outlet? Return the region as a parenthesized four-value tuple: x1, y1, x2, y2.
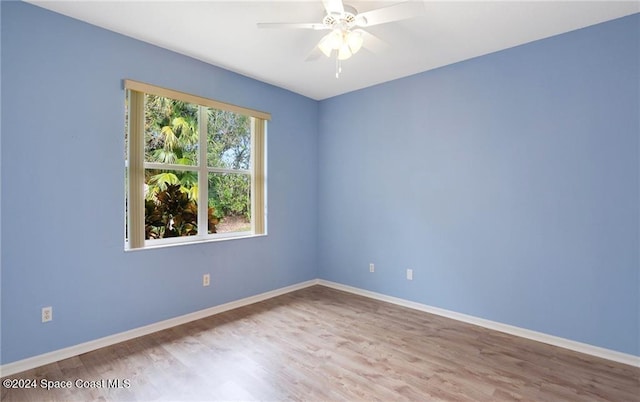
(369, 263, 375, 273)
(42, 306, 53, 323)
(203, 274, 210, 287)
(406, 269, 413, 281)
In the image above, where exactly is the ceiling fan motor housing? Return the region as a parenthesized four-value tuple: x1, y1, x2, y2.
(323, 5, 362, 29)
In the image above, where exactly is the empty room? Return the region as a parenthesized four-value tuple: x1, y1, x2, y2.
(1, 0, 639, 401)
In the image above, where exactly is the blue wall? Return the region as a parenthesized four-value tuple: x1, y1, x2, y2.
(0, 2, 318, 364)
(318, 14, 639, 356)
(1, 2, 638, 365)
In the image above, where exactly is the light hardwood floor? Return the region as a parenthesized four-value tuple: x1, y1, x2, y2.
(2, 285, 639, 401)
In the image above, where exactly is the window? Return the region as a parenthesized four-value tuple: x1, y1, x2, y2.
(124, 80, 268, 250)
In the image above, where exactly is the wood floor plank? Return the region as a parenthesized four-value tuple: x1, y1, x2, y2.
(2, 285, 639, 401)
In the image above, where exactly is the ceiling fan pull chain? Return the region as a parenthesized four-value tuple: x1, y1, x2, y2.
(335, 58, 343, 79)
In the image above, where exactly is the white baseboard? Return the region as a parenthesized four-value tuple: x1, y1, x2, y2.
(3, 278, 638, 377)
(318, 279, 640, 368)
(0, 279, 319, 377)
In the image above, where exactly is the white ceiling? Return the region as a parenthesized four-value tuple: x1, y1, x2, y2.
(27, 1, 639, 100)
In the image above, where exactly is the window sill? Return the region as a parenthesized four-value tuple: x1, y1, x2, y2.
(124, 232, 267, 252)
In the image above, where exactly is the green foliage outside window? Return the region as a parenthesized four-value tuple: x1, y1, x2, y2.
(143, 95, 251, 239)
(145, 184, 218, 239)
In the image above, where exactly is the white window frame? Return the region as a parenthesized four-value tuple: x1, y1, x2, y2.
(124, 79, 269, 250)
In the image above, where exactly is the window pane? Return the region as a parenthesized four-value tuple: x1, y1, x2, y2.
(145, 169, 199, 239)
(145, 95, 199, 166)
(208, 173, 251, 234)
(207, 109, 251, 170)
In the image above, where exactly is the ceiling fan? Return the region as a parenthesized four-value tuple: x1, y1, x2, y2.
(257, 0, 425, 77)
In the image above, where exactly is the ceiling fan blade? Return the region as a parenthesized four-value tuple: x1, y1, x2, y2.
(257, 22, 327, 30)
(356, 1, 425, 27)
(359, 30, 389, 54)
(322, 0, 344, 15)
(305, 46, 324, 62)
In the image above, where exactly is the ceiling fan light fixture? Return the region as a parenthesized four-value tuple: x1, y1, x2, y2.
(318, 33, 335, 57)
(319, 28, 357, 59)
(337, 43, 352, 60)
(328, 29, 343, 48)
(346, 30, 363, 54)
